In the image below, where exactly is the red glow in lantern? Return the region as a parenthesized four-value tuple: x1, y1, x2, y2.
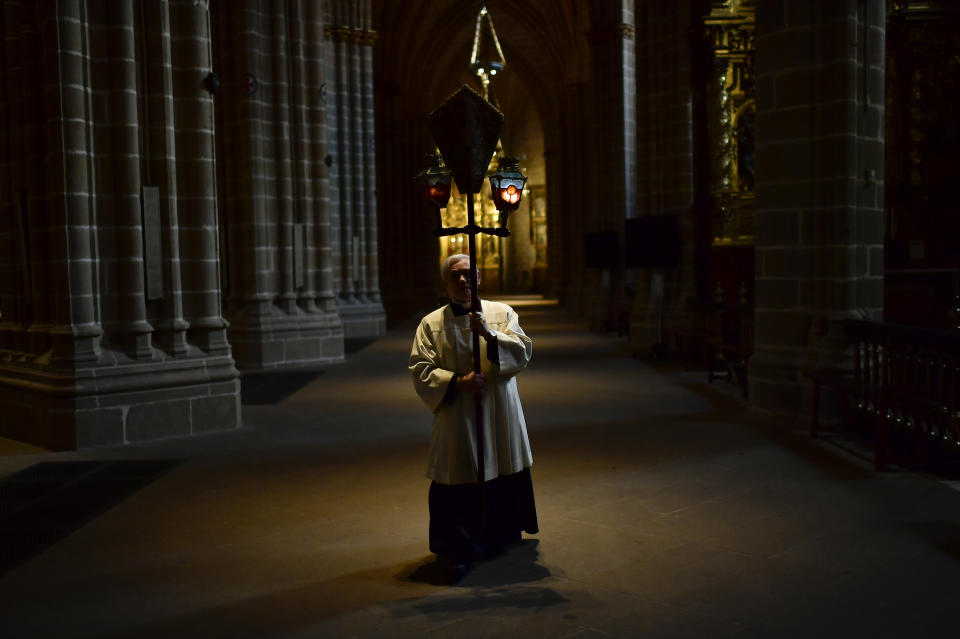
(415, 153, 453, 210)
(501, 184, 520, 205)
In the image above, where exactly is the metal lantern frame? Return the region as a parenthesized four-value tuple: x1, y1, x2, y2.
(488, 155, 527, 229)
(414, 153, 453, 232)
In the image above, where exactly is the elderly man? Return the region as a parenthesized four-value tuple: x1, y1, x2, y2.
(409, 254, 538, 576)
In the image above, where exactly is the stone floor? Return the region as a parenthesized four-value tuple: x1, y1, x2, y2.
(1, 296, 959, 638)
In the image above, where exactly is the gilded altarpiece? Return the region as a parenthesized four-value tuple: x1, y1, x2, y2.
(704, 1, 755, 247)
(884, 1, 960, 328)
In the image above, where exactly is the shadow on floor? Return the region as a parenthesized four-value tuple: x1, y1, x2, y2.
(346, 337, 378, 355)
(0, 459, 181, 575)
(399, 539, 552, 588)
(240, 371, 325, 405)
(98, 550, 556, 638)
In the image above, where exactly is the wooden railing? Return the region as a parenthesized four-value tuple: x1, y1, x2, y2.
(808, 319, 960, 471)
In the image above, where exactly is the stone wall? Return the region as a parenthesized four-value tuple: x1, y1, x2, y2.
(0, 0, 239, 448)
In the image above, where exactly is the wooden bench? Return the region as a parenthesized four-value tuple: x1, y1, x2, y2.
(808, 319, 960, 471)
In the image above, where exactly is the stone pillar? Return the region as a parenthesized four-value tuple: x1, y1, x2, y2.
(40, 0, 102, 365)
(211, 0, 344, 370)
(325, 0, 385, 339)
(556, 81, 591, 315)
(274, 4, 297, 315)
(329, 1, 353, 304)
(143, 0, 189, 356)
(349, 2, 367, 303)
(307, 0, 337, 312)
(171, 0, 230, 355)
(630, 0, 700, 354)
(105, 0, 154, 360)
(751, 0, 885, 415)
(21, 4, 52, 359)
(584, 0, 637, 331)
(0, 3, 14, 352)
(360, 3, 381, 306)
(289, 0, 316, 314)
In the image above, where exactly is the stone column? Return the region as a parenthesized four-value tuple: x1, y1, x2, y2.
(557, 81, 591, 315)
(585, 0, 637, 331)
(41, 0, 102, 364)
(171, 0, 230, 355)
(325, 0, 384, 338)
(307, 0, 336, 312)
(629, 0, 699, 354)
(349, 1, 366, 303)
(23, 6, 51, 358)
(751, 0, 885, 415)
(106, 0, 154, 360)
(211, 0, 343, 370)
(360, 4, 380, 304)
(331, 2, 355, 304)
(290, 0, 317, 314)
(143, 0, 189, 356)
(0, 4, 13, 351)
(272, 4, 298, 314)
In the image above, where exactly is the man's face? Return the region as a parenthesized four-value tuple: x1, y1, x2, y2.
(445, 257, 479, 304)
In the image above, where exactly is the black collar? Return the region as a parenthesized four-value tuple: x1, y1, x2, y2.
(449, 302, 472, 316)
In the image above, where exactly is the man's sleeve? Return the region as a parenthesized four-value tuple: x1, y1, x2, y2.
(490, 307, 532, 376)
(409, 321, 456, 412)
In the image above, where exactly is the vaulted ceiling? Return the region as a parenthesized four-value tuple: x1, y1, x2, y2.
(373, 0, 591, 148)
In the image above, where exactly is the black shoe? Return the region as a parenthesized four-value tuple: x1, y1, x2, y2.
(438, 556, 470, 584)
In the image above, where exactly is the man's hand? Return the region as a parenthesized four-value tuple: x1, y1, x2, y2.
(469, 312, 495, 340)
(455, 371, 485, 394)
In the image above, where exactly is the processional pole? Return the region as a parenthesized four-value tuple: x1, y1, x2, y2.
(416, 85, 527, 541)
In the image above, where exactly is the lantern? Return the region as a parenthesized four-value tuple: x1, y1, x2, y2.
(488, 156, 527, 218)
(414, 153, 453, 210)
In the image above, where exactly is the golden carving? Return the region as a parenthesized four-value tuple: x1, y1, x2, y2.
(323, 26, 378, 46)
(705, 0, 755, 245)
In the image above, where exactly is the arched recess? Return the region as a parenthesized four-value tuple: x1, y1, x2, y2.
(373, 0, 586, 321)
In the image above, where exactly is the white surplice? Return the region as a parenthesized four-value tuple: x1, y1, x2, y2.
(409, 299, 534, 485)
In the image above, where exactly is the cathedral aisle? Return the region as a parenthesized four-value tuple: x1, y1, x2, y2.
(1, 297, 958, 638)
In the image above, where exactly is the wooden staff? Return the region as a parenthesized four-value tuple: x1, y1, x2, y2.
(465, 193, 488, 538)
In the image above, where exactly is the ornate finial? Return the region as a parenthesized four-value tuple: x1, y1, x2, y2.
(470, 6, 506, 100)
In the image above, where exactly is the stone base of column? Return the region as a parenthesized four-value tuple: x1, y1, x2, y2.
(228, 304, 345, 370)
(0, 354, 240, 450)
(337, 298, 386, 339)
